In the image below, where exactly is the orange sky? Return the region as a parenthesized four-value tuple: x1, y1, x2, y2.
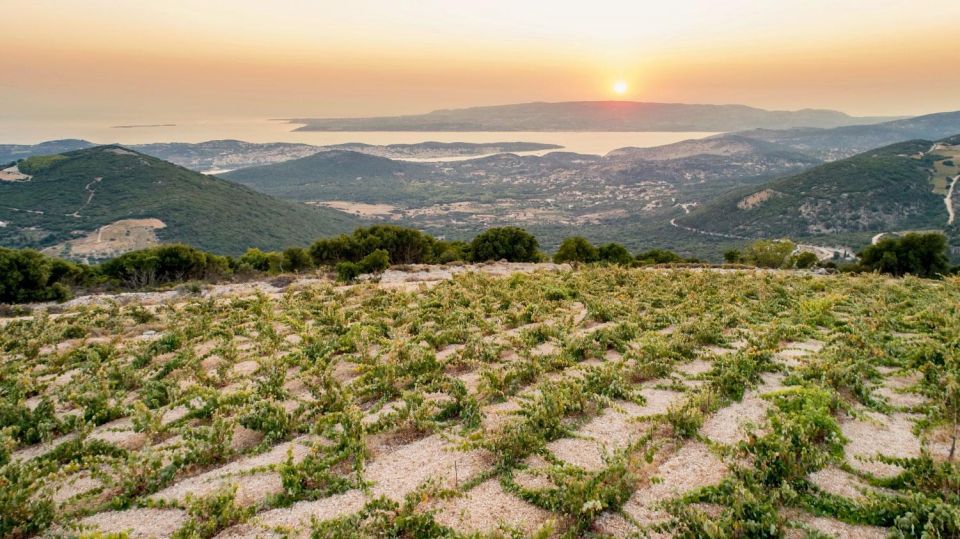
(3, 0, 960, 122)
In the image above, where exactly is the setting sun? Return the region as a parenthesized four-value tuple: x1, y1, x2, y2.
(613, 81, 628, 95)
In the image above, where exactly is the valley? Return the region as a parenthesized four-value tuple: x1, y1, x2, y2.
(5, 109, 960, 263)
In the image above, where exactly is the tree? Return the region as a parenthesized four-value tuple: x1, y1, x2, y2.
(723, 249, 742, 263)
(469, 227, 540, 262)
(0, 248, 79, 303)
(352, 225, 437, 265)
(435, 240, 470, 264)
(309, 235, 358, 266)
(791, 251, 819, 269)
(334, 261, 362, 283)
(282, 247, 313, 273)
(858, 233, 950, 278)
(598, 243, 634, 265)
(309, 225, 437, 266)
(554, 236, 598, 264)
(359, 249, 390, 274)
(99, 244, 231, 286)
(238, 248, 273, 272)
(635, 248, 682, 265)
(744, 239, 795, 269)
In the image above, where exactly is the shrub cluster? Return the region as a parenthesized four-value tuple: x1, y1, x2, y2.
(0, 248, 85, 303)
(552, 236, 690, 266)
(857, 232, 951, 278)
(3, 225, 956, 305)
(99, 244, 231, 287)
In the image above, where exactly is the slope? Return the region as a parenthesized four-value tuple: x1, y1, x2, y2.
(222, 150, 436, 201)
(732, 110, 960, 161)
(676, 138, 956, 239)
(0, 146, 359, 256)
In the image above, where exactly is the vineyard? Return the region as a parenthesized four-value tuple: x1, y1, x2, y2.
(1, 267, 959, 538)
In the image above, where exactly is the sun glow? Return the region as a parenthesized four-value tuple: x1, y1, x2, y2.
(612, 81, 628, 95)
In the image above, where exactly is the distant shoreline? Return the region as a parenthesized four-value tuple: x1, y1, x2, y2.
(111, 124, 177, 129)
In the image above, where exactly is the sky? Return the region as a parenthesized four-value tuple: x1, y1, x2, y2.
(3, 0, 960, 124)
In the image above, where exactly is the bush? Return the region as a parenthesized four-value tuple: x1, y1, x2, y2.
(553, 236, 598, 263)
(469, 227, 540, 262)
(635, 248, 682, 265)
(310, 225, 438, 266)
(744, 239, 795, 268)
(434, 240, 469, 264)
(282, 247, 313, 273)
(790, 251, 819, 269)
(0, 248, 82, 303)
(359, 249, 390, 274)
(723, 249, 742, 263)
(858, 233, 950, 278)
(335, 261, 362, 283)
(236, 248, 274, 273)
(99, 244, 230, 287)
(597, 243, 633, 265)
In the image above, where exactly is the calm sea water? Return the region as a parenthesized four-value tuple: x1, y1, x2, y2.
(1, 118, 718, 156)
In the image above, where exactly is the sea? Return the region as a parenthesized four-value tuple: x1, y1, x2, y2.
(1, 118, 718, 158)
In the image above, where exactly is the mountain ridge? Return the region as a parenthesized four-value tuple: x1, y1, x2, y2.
(290, 100, 899, 132)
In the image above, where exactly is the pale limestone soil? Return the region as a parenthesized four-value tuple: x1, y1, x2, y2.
(700, 372, 786, 446)
(783, 510, 888, 539)
(594, 442, 729, 537)
(8, 271, 947, 539)
(841, 410, 923, 478)
(431, 479, 557, 536)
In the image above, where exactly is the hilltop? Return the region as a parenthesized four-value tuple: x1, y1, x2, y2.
(0, 146, 358, 258)
(290, 101, 896, 132)
(0, 139, 96, 163)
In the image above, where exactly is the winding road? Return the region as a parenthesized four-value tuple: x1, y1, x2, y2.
(668, 218, 853, 261)
(946, 173, 958, 225)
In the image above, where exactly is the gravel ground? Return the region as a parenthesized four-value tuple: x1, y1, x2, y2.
(432, 479, 556, 535)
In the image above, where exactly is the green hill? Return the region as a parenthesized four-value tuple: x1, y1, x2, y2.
(222, 150, 435, 201)
(0, 146, 359, 256)
(676, 138, 958, 240)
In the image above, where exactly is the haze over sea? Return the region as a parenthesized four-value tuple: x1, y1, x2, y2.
(1, 117, 718, 157)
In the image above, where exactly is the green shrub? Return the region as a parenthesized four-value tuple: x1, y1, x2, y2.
(236, 248, 277, 273)
(172, 487, 252, 539)
(553, 236, 598, 263)
(0, 248, 82, 303)
(310, 225, 438, 266)
(99, 244, 230, 287)
(597, 243, 633, 265)
(747, 387, 845, 486)
(744, 239, 795, 268)
(635, 248, 682, 265)
(335, 261, 362, 283)
(358, 249, 390, 274)
(0, 462, 55, 538)
(791, 251, 819, 269)
(858, 233, 950, 278)
(282, 247, 313, 272)
(469, 227, 539, 262)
